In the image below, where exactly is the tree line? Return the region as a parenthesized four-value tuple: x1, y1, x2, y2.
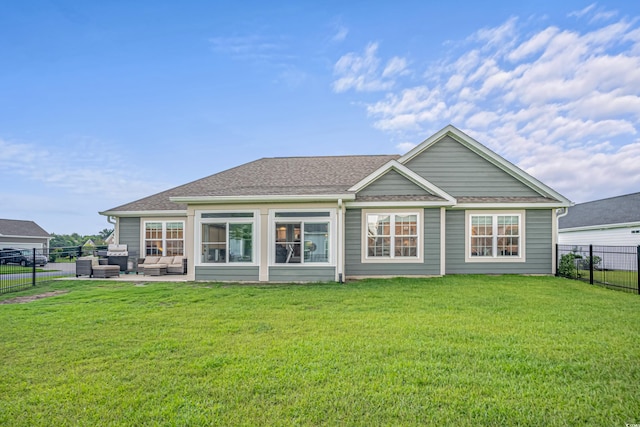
(50, 228, 113, 248)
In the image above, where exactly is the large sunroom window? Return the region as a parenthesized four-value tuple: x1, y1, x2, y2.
(273, 211, 332, 265)
(200, 212, 255, 264)
(144, 221, 184, 256)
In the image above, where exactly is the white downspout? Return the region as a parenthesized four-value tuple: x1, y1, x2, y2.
(107, 216, 117, 243)
(440, 207, 446, 276)
(556, 207, 569, 221)
(553, 207, 570, 275)
(337, 199, 344, 283)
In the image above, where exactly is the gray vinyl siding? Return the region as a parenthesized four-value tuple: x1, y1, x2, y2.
(0, 236, 48, 249)
(344, 208, 441, 277)
(195, 266, 260, 281)
(524, 209, 554, 272)
(445, 209, 553, 274)
(118, 217, 141, 258)
(423, 209, 441, 272)
(358, 169, 431, 197)
(405, 136, 541, 197)
(269, 266, 335, 282)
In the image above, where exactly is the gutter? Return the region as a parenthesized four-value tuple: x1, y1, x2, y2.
(555, 207, 570, 234)
(106, 215, 117, 243)
(556, 207, 569, 221)
(169, 194, 356, 204)
(99, 210, 188, 217)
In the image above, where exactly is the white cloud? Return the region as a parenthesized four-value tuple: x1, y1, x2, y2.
(508, 27, 560, 62)
(466, 111, 499, 129)
(0, 135, 182, 234)
(210, 35, 277, 56)
(568, 4, 596, 19)
(0, 137, 163, 203)
(382, 57, 408, 78)
(332, 42, 408, 93)
(396, 141, 417, 153)
(569, 3, 618, 24)
(209, 34, 294, 66)
(332, 25, 349, 42)
(334, 8, 640, 202)
(0, 136, 170, 234)
(523, 139, 640, 203)
(591, 10, 618, 23)
(471, 16, 519, 53)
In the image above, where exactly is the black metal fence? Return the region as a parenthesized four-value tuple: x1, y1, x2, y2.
(0, 245, 133, 295)
(0, 247, 88, 294)
(556, 244, 640, 294)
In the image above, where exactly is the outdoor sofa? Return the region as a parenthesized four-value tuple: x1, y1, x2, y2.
(138, 256, 187, 276)
(76, 256, 120, 278)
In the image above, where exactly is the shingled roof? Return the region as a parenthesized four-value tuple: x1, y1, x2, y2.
(103, 155, 400, 213)
(559, 192, 640, 229)
(0, 219, 50, 238)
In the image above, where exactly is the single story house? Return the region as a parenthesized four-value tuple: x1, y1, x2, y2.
(100, 125, 572, 282)
(0, 219, 51, 250)
(559, 192, 640, 247)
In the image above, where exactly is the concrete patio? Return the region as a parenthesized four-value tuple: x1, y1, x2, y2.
(69, 272, 195, 282)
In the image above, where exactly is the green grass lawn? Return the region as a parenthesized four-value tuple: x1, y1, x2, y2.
(573, 268, 639, 291)
(1, 276, 639, 426)
(0, 266, 53, 275)
(0, 267, 63, 293)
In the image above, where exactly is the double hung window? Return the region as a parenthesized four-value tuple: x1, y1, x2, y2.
(200, 212, 255, 264)
(364, 211, 421, 262)
(468, 212, 523, 260)
(144, 221, 184, 256)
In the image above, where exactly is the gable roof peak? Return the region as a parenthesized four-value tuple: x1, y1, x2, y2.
(348, 159, 456, 204)
(398, 124, 571, 206)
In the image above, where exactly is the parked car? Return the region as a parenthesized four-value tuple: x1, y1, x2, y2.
(0, 248, 48, 266)
(21, 250, 48, 266)
(0, 248, 29, 266)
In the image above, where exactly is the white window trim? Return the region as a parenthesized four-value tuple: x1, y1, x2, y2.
(464, 210, 526, 263)
(143, 220, 185, 257)
(268, 208, 336, 267)
(195, 210, 259, 267)
(361, 209, 424, 264)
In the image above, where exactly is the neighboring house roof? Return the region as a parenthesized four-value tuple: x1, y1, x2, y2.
(559, 192, 640, 229)
(101, 155, 399, 214)
(0, 219, 50, 238)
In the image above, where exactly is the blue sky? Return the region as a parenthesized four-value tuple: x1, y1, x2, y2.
(1, 1, 639, 235)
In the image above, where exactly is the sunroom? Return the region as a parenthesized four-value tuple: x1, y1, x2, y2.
(193, 206, 339, 282)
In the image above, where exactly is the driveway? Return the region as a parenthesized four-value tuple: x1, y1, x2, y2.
(40, 262, 77, 278)
(2, 262, 77, 282)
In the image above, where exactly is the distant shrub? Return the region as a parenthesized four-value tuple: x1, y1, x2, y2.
(559, 253, 580, 278)
(579, 255, 602, 270)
